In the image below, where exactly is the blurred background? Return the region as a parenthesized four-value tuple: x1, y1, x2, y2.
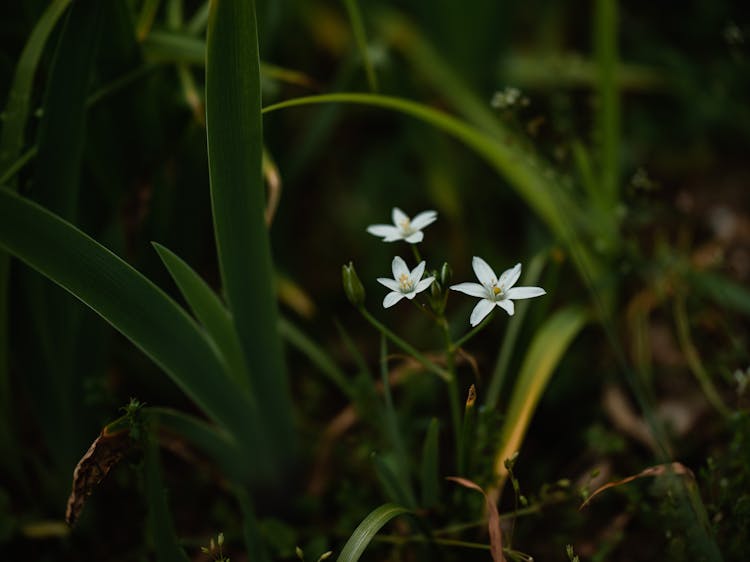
(1, 0, 749, 560)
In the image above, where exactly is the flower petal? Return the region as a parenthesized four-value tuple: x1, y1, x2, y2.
(499, 263, 521, 289)
(472, 256, 497, 286)
(377, 277, 401, 292)
(470, 299, 495, 327)
(392, 207, 409, 226)
(404, 231, 424, 244)
(383, 291, 405, 308)
(415, 277, 435, 293)
(367, 224, 400, 239)
(410, 261, 426, 284)
(507, 286, 546, 300)
(410, 210, 437, 230)
(391, 256, 409, 279)
(449, 282, 488, 298)
(495, 299, 515, 316)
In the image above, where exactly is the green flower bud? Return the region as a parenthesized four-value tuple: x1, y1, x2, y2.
(342, 262, 366, 306)
(439, 262, 452, 287)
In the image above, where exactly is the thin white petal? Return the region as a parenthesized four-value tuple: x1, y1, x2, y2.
(410, 210, 437, 230)
(470, 299, 495, 327)
(507, 286, 546, 300)
(496, 299, 515, 316)
(415, 277, 435, 293)
(449, 282, 488, 298)
(410, 261, 427, 284)
(367, 224, 400, 239)
(392, 207, 409, 226)
(499, 263, 522, 289)
(391, 256, 409, 279)
(472, 256, 497, 286)
(405, 231, 424, 244)
(383, 292, 405, 308)
(405, 291, 418, 299)
(377, 277, 400, 291)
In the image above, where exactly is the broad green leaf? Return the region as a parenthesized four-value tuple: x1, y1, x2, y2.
(493, 306, 588, 487)
(0, 188, 267, 481)
(152, 243, 250, 390)
(206, 0, 295, 472)
(689, 269, 750, 317)
(336, 503, 411, 562)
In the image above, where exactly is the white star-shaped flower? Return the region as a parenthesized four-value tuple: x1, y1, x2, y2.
(450, 257, 546, 326)
(377, 256, 435, 308)
(367, 207, 437, 244)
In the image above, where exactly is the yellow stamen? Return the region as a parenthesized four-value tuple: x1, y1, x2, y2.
(493, 286, 502, 295)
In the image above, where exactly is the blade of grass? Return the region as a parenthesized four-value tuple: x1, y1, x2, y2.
(492, 306, 588, 489)
(420, 418, 440, 508)
(19, 0, 104, 475)
(0, 188, 267, 481)
(379, 336, 417, 508)
(136, 0, 162, 42)
(336, 503, 411, 562)
(206, 0, 296, 477)
(143, 433, 190, 562)
(594, 0, 620, 207)
(0, 0, 71, 180)
(263, 93, 603, 287)
(152, 243, 250, 391)
(342, 0, 378, 91)
(0, 0, 72, 478)
(278, 316, 356, 400)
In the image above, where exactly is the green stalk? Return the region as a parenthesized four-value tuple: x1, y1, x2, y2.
(439, 317, 461, 470)
(358, 307, 451, 381)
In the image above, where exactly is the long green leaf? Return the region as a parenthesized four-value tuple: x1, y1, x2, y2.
(0, 0, 71, 178)
(342, 0, 378, 91)
(152, 243, 250, 390)
(19, 0, 104, 475)
(262, 93, 603, 287)
(420, 418, 440, 508)
(0, 0, 72, 479)
(0, 188, 268, 480)
(206, 0, 295, 472)
(336, 504, 411, 562)
(493, 306, 588, 487)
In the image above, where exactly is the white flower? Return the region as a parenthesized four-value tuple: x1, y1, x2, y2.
(377, 256, 435, 308)
(450, 257, 546, 326)
(367, 207, 437, 244)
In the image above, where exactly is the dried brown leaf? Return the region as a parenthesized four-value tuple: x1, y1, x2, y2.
(447, 476, 505, 562)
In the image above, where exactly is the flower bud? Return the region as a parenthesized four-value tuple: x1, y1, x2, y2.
(439, 262, 452, 287)
(342, 262, 365, 306)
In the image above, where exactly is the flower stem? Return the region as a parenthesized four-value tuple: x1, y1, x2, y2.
(410, 244, 422, 264)
(439, 316, 462, 470)
(453, 311, 494, 350)
(359, 307, 451, 382)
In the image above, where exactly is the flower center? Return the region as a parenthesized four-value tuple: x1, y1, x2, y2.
(399, 273, 414, 292)
(398, 218, 412, 233)
(491, 284, 506, 300)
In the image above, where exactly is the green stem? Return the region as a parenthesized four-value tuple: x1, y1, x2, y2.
(359, 307, 451, 382)
(673, 295, 730, 418)
(410, 244, 422, 264)
(452, 311, 494, 350)
(439, 317, 462, 471)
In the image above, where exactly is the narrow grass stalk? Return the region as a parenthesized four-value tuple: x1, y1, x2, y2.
(358, 307, 451, 381)
(342, 0, 378, 91)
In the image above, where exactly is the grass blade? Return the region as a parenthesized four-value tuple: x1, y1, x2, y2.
(492, 306, 588, 488)
(420, 418, 440, 508)
(0, 188, 266, 479)
(336, 503, 411, 562)
(206, 0, 295, 471)
(342, 0, 378, 91)
(0, 0, 71, 179)
(152, 243, 250, 390)
(143, 434, 190, 562)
